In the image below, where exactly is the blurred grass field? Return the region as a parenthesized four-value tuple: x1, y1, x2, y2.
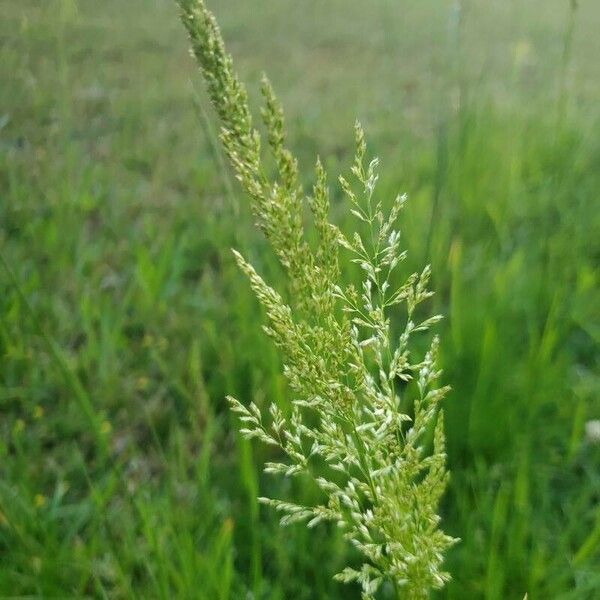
(1, 0, 599, 598)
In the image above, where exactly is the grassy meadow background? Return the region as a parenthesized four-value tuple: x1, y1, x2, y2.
(1, 0, 599, 597)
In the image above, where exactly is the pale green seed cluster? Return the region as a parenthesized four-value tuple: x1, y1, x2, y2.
(177, 1, 457, 597)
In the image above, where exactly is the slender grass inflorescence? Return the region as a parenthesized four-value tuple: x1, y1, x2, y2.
(177, 1, 457, 596)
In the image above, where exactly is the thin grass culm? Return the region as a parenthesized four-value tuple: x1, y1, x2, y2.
(176, 1, 458, 597)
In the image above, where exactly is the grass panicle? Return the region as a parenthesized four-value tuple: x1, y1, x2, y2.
(177, 1, 457, 596)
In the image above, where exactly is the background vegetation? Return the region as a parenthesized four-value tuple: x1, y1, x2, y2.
(1, 0, 598, 597)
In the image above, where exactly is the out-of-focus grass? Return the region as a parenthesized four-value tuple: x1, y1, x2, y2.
(0, 0, 598, 598)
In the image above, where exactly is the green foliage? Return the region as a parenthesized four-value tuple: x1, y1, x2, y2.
(178, 1, 457, 595)
(1, 0, 599, 599)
